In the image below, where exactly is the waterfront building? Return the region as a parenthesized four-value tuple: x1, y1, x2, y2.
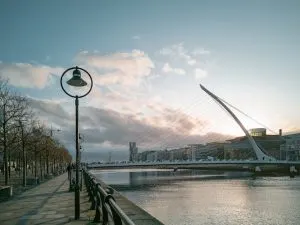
(138, 143, 226, 162)
(137, 150, 155, 161)
(280, 133, 300, 161)
(156, 149, 169, 161)
(146, 151, 157, 161)
(192, 142, 225, 160)
(188, 144, 205, 160)
(224, 128, 284, 160)
(169, 147, 189, 161)
(129, 142, 138, 162)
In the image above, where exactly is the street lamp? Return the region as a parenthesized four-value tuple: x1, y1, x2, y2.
(60, 66, 93, 220)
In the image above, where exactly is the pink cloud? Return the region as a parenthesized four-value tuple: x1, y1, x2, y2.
(0, 62, 63, 89)
(75, 50, 155, 86)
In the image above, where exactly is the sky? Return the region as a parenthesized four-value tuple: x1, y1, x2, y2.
(1, 0, 300, 161)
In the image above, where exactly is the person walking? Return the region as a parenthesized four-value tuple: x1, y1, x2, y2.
(67, 163, 71, 180)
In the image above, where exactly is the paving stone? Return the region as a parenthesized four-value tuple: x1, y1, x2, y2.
(0, 173, 91, 225)
(1, 172, 165, 225)
(45, 214, 65, 219)
(40, 210, 57, 215)
(0, 219, 19, 225)
(0, 212, 14, 217)
(29, 214, 45, 219)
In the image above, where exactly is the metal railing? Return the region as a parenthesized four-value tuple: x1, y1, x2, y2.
(83, 169, 135, 225)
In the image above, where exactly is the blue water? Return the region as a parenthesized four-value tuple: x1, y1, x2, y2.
(91, 169, 300, 225)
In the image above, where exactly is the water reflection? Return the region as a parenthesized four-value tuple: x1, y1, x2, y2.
(91, 169, 249, 190)
(91, 169, 300, 225)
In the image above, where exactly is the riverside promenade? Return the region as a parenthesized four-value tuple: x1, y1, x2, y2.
(0, 173, 93, 225)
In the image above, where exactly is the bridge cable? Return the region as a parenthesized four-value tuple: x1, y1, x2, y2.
(218, 97, 278, 135)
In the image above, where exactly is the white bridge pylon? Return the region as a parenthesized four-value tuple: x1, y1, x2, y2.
(200, 84, 276, 162)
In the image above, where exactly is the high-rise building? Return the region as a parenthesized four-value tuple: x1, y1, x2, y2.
(129, 142, 138, 162)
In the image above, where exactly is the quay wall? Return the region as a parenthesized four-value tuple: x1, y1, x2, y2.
(93, 174, 164, 225)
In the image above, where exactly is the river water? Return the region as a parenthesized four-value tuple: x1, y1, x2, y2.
(91, 169, 300, 225)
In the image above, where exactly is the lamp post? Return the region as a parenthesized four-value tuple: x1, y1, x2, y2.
(79, 133, 84, 163)
(60, 66, 93, 220)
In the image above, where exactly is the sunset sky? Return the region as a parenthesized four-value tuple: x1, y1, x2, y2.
(1, 1, 300, 160)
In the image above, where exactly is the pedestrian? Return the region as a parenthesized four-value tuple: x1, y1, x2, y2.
(67, 163, 71, 180)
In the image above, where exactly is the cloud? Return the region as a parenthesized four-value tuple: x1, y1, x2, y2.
(132, 35, 141, 40)
(28, 97, 231, 153)
(192, 48, 210, 55)
(1, 48, 222, 159)
(194, 68, 208, 80)
(78, 106, 230, 149)
(159, 43, 197, 66)
(75, 50, 155, 86)
(0, 62, 63, 89)
(162, 63, 186, 75)
(28, 98, 72, 127)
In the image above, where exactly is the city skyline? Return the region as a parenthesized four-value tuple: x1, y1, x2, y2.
(1, 1, 300, 157)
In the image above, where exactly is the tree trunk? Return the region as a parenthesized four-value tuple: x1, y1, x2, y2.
(53, 158, 55, 174)
(34, 146, 37, 178)
(39, 153, 43, 181)
(31, 162, 33, 175)
(21, 125, 26, 187)
(18, 151, 21, 176)
(44, 159, 46, 177)
(8, 148, 11, 178)
(3, 107, 8, 185)
(46, 150, 49, 175)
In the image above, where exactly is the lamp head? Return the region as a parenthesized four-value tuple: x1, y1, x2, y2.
(66, 67, 88, 87)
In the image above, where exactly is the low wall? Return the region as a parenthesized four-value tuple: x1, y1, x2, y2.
(95, 177, 164, 225)
(0, 186, 13, 202)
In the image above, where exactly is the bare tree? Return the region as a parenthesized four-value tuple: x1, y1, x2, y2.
(0, 79, 31, 185)
(0, 78, 72, 187)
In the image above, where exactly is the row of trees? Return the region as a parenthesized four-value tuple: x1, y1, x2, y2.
(0, 78, 72, 186)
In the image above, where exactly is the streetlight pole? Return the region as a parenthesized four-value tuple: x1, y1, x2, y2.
(60, 66, 93, 220)
(79, 133, 85, 162)
(74, 95, 80, 218)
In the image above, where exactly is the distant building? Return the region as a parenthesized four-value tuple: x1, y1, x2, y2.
(249, 128, 267, 137)
(280, 133, 300, 161)
(146, 151, 157, 161)
(224, 128, 284, 160)
(188, 144, 205, 160)
(156, 149, 169, 161)
(138, 143, 226, 162)
(137, 150, 155, 161)
(191, 142, 225, 160)
(129, 142, 138, 162)
(169, 147, 190, 161)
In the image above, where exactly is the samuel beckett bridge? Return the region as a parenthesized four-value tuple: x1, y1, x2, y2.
(88, 85, 299, 177)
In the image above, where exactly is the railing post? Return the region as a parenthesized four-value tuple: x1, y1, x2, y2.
(105, 195, 122, 225)
(84, 170, 93, 202)
(84, 169, 135, 225)
(88, 178, 95, 202)
(112, 209, 123, 225)
(93, 195, 101, 223)
(94, 191, 101, 223)
(90, 179, 97, 210)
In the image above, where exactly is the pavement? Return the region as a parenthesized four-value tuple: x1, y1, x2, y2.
(0, 173, 96, 225)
